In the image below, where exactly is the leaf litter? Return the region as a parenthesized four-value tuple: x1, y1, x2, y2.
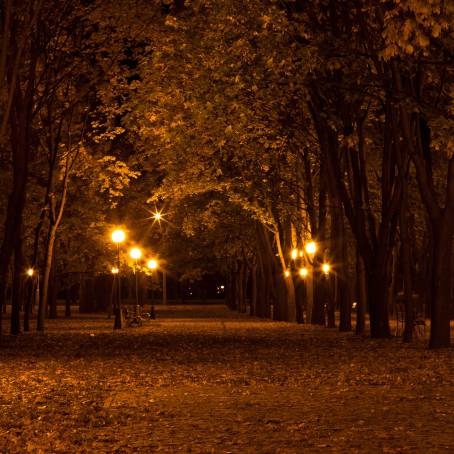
(0, 304, 453, 453)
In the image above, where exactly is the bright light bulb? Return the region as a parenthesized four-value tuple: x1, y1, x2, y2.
(284, 270, 290, 277)
(129, 247, 142, 260)
(111, 267, 119, 274)
(111, 229, 125, 244)
(305, 241, 317, 255)
(299, 267, 308, 278)
(322, 263, 330, 274)
(291, 249, 298, 260)
(27, 268, 34, 277)
(147, 259, 157, 270)
(153, 212, 162, 221)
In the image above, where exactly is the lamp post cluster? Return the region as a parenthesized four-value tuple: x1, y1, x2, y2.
(110, 228, 159, 329)
(286, 240, 332, 324)
(285, 241, 330, 278)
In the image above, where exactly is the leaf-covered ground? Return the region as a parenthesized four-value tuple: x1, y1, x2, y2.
(1, 305, 453, 453)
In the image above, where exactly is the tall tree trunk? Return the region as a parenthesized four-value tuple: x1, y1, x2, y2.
(10, 232, 23, 335)
(250, 263, 257, 316)
(400, 194, 413, 342)
(367, 265, 391, 338)
(331, 200, 351, 331)
(429, 222, 453, 348)
(311, 272, 325, 325)
(48, 255, 58, 319)
(356, 251, 366, 335)
(295, 279, 305, 324)
(23, 276, 33, 331)
(37, 227, 56, 330)
(65, 286, 71, 318)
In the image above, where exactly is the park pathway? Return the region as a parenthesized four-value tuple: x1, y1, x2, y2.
(1, 304, 453, 453)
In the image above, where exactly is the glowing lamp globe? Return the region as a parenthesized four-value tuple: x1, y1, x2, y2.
(111, 229, 125, 244)
(305, 241, 317, 255)
(147, 259, 158, 270)
(130, 247, 142, 260)
(111, 267, 119, 274)
(299, 267, 308, 278)
(291, 249, 298, 260)
(27, 268, 34, 277)
(322, 263, 331, 274)
(284, 270, 290, 277)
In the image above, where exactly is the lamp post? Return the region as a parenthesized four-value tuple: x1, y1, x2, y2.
(147, 259, 157, 318)
(24, 268, 37, 332)
(304, 241, 317, 323)
(111, 229, 125, 329)
(129, 247, 142, 317)
(322, 263, 331, 275)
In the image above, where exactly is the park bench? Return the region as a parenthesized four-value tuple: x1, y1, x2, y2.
(123, 305, 156, 327)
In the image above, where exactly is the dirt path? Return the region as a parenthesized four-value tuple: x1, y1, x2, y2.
(1, 305, 453, 453)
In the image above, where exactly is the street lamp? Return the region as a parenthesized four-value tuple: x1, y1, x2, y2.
(322, 263, 331, 275)
(147, 259, 157, 270)
(299, 267, 308, 278)
(130, 247, 142, 260)
(129, 247, 142, 313)
(147, 259, 158, 318)
(26, 268, 34, 277)
(305, 241, 317, 256)
(291, 249, 298, 260)
(112, 229, 125, 244)
(304, 241, 317, 324)
(111, 228, 125, 329)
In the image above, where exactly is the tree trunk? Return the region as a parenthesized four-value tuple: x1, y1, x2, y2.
(356, 252, 366, 335)
(10, 232, 23, 335)
(400, 198, 413, 342)
(295, 279, 305, 324)
(429, 221, 453, 348)
(326, 275, 335, 328)
(37, 226, 57, 330)
(367, 267, 391, 338)
(65, 287, 71, 318)
(332, 202, 351, 331)
(162, 271, 167, 305)
(311, 272, 325, 325)
(23, 277, 33, 331)
(250, 263, 257, 316)
(48, 258, 58, 319)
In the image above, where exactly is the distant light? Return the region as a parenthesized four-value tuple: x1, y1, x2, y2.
(27, 268, 34, 277)
(284, 270, 290, 277)
(147, 259, 158, 270)
(111, 267, 119, 274)
(129, 247, 142, 260)
(291, 249, 298, 260)
(322, 263, 330, 274)
(111, 229, 125, 244)
(305, 241, 317, 255)
(299, 250, 303, 257)
(299, 267, 308, 278)
(154, 212, 162, 221)
(352, 302, 357, 309)
(220, 285, 224, 290)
